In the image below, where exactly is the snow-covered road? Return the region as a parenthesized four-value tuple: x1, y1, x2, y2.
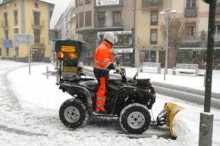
(0, 60, 220, 146)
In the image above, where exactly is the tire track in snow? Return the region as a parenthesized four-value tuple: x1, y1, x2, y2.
(1, 65, 27, 111)
(0, 64, 53, 137)
(0, 125, 47, 137)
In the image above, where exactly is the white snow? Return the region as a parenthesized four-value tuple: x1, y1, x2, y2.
(0, 60, 220, 146)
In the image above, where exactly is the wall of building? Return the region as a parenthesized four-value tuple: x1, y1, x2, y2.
(73, 0, 135, 66)
(135, 0, 165, 67)
(0, 0, 21, 59)
(0, 0, 53, 62)
(24, 0, 51, 58)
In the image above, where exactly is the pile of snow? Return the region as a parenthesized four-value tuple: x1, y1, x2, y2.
(172, 112, 197, 145)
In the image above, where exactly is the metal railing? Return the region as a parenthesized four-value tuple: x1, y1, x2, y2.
(0, 20, 9, 28)
(185, 7, 197, 17)
(181, 30, 220, 47)
(32, 38, 45, 48)
(32, 19, 44, 27)
(142, 0, 163, 7)
(95, 20, 123, 28)
(216, 6, 220, 14)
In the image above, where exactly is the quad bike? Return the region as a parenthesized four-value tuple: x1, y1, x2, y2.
(55, 40, 184, 138)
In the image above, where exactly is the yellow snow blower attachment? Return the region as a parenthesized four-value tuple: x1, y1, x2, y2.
(164, 102, 184, 138)
(152, 102, 184, 139)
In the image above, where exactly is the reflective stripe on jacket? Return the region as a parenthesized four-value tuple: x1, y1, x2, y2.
(94, 40, 114, 70)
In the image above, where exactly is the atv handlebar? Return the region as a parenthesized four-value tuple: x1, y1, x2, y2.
(114, 68, 126, 82)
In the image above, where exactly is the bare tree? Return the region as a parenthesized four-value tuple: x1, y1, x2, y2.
(161, 18, 188, 68)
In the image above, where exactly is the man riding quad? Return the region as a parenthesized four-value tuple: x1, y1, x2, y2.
(55, 38, 184, 138)
(93, 32, 121, 114)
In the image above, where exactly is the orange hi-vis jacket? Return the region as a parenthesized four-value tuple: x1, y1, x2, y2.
(94, 40, 114, 70)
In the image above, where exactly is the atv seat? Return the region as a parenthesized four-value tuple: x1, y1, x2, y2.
(79, 80, 98, 92)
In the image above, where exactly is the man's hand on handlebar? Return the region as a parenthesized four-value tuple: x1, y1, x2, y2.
(114, 66, 122, 74)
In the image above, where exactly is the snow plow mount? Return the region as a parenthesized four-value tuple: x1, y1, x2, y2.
(151, 102, 184, 139)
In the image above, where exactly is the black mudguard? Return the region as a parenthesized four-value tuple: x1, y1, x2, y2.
(59, 83, 93, 109)
(113, 86, 155, 115)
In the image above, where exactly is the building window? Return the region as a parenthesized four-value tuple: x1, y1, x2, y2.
(151, 10, 158, 25)
(113, 11, 121, 26)
(33, 11, 40, 25)
(5, 30, 9, 39)
(34, 29, 41, 43)
(79, 12, 84, 28)
(35, 2, 39, 8)
(216, 24, 220, 35)
(79, 0, 84, 6)
(85, 0, 91, 4)
(4, 13, 8, 27)
(14, 10, 18, 26)
(15, 47, 19, 56)
(76, 14, 78, 28)
(150, 29, 157, 44)
(97, 12, 105, 27)
(85, 11, 91, 27)
(6, 48, 9, 56)
(187, 23, 196, 40)
(140, 50, 156, 63)
(14, 28, 19, 34)
(76, 0, 78, 7)
(187, 0, 196, 8)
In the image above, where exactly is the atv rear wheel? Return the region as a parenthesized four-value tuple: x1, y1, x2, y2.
(59, 98, 89, 129)
(119, 103, 151, 134)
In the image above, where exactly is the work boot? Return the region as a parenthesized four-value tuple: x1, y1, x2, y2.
(95, 107, 107, 115)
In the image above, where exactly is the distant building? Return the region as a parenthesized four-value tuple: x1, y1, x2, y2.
(75, 0, 135, 66)
(54, 13, 65, 40)
(54, 0, 81, 40)
(134, 0, 165, 67)
(134, 0, 220, 69)
(172, 0, 220, 69)
(0, 0, 54, 62)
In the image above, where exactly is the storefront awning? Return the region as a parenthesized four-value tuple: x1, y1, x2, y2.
(179, 47, 220, 50)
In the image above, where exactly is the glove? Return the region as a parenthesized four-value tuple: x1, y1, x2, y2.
(115, 66, 122, 73)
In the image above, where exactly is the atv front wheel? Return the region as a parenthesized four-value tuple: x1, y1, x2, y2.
(119, 103, 151, 134)
(59, 98, 89, 129)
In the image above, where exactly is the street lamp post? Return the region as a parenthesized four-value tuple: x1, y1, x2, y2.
(199, 0, 216, 146)
(160, 9, 176, 81)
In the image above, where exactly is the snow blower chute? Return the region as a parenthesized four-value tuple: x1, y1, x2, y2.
(152, 102, 184, 139)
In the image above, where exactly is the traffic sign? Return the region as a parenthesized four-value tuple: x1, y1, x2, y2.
(4, 39, 13, 48)
(14, 34, 34, 45)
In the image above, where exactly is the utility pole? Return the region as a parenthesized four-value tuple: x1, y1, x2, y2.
(199, 0, 216, 146)
(27, 33, 31, 75)
(160, 9, 176, 80)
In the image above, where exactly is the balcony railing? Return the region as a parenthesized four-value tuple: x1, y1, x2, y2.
(0, 20, 9, 28)
(215, 31, 220, 41)
(31, 38, 45, 48)
(216, 6, 220, 14)
(185, 7, 197, 17)
(32, 19, 44, 28)
(142, 0, 163, 7)
(95, 20, 123, 28)
(181, 31, 220, 46)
